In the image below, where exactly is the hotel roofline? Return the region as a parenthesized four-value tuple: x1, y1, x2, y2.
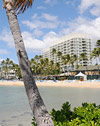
(43, 33, 92, 52)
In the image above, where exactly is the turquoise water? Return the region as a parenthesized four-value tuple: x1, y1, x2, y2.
(0, 85, 100, 126)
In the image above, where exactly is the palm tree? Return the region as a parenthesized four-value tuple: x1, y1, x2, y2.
(79, 53, 89, 75)
(63, 54, 77, 76)
(57, 51, 62, 57)
(79, 53, 87, 65)
(3, 1, 54, 126)
(95, 40, 100, 65)
(30, 58, 37, 74)
(52, 48, 56, 55)
(61, 55, 68, 72)
(72, 55, 78, 65)
(34, 55, 39, 63)
(91, 48, 100, 76)
(66, 54, 71, 66)
(55, 62, 61, 74)
(96, 40, 100, 47)
(62, 54, 72, 76)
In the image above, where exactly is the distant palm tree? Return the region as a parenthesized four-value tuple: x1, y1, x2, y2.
(71, 55, 78, 68)
(50, 60, 54, 65)
(62, 54, 71, 76)
(96, 40, 100, 47)
(79, 53, 87, 64)
(39, 55, 43, 59)
(3, 0, 54, 125)
(66, 54, 71, 66)
(52, 48, 56, 55)
(40, 58, 45, 74)
(79, 53, 89, 75)
(55, 62, 61, 74)
(95, 40, 100, 65)
(34, 55, 39, 63)
(57, 51, 62, 57)
(72, 54, 79, 69)
(91, 48, 100, 75)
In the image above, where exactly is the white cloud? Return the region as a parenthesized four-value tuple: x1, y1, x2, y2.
(43, 31, 60, 46)
(21, 31, 60, 52)
(33, 29, 43, 37)
(90, 7, 100, 16)
(22, 13, 66, 30)
(65, 1, 71, 5)
(79, 0, 100, 16)
(22, 20, 37, 29)
(32, 13, 38, 19)
(22, 20, 59, 30)
(61, 16, 100, 48)
(24, 38, 45, 52)
(0, 30, 14, 48)
(44, 0, 57, 6)
(37, 6, 46, 10)
(41, 13, 58, 21)
(21, 31, 45, 52)
(65, 0, 74, 6)
(0, 29, 60, 53)
(0, 49, 8, 54)
(45, 0, 50, 3)
(22, 31, 32, 39)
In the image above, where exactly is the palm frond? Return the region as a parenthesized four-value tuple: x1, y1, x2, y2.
(15, 0, 33, 14)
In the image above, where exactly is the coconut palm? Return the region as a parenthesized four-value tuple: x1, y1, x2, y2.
(3, 0, 54, 126)
(54, 62, 60, 74)
(96, 40, 100, 47)
(61, 55, 67, 72)
(71, 54, 78, 69)
(30, 58, 37, 74)
(62, 54, 71, 76)
(95, 40, 100, 65)
(90, 48, 99, 64)
(91, 48, 100, 75)
(34, 55, 39, 63)
(79, 53, 87, 64)
(52, 48, 56, 55)
(79, 53, 89, 75)
(57, 51, 62, 57)
(66, 54, 72, 66)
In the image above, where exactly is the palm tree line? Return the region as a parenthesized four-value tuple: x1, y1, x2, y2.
(30, 55, 61, 76)
(0, 58, 21, 79)
(0, 56, 61, 77)
(51, 48, 90, 72)
(0, 52, 90, 78)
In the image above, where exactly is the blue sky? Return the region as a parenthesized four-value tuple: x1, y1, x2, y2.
(0, 0, 100, 63)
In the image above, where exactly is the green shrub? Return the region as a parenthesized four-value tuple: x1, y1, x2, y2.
(32, 102, 100, 126)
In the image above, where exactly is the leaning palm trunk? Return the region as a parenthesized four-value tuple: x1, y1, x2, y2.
(4, 1, 54, 126)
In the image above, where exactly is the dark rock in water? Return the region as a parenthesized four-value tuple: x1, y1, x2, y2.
(18, 124, 23, 126)
(11, 116, 18, 118)
(1, 120, 7, 122)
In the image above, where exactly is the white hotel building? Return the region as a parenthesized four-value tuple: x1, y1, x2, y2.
(43, 33, 92, 72)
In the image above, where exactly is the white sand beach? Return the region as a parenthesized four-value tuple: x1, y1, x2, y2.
(0, 80, 100, 88)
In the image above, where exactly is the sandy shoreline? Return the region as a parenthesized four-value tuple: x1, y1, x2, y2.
(0, 80, 100, 88)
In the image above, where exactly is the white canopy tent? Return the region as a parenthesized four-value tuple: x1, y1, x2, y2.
(59, 72, 71, 76)
(75, 72, 87, 80)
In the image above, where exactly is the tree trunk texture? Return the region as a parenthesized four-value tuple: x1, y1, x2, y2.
(4, 1, 54, 126)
